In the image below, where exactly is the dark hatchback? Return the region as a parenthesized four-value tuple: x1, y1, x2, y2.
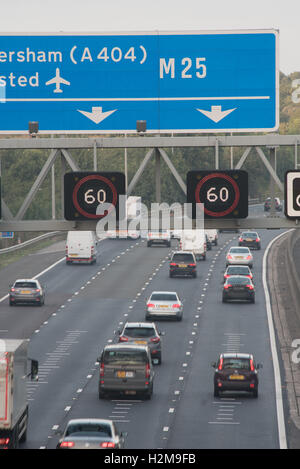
(212, 353, 262, 398)
(222, 275, 255, 303)
(169, 251, 197, 278)
(238, 231, 261, 250)
(223, 265, 253, 283)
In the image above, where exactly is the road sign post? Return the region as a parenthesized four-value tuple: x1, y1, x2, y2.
(0, 30, 278, 134)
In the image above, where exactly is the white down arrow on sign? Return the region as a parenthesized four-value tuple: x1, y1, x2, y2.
(197, 105, 236, 123)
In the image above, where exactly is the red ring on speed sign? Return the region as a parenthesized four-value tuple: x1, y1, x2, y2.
(72, 174, 118, 219)
(195, 173, 240, 217)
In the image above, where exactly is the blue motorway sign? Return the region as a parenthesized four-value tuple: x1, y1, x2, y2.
(0, 30, 278, 133)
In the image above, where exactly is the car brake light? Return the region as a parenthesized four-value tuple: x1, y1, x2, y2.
(100, 363, 105, 377)
(246, 255, 252, 260)
(188, 263, 196, 267)
(256, 238, 260, 242)
(170, 263, 177, 266)
(239, 237, 242, 242)
(224, 284, 232, 289)
(147, 303, 155, 308)
(60, 441, 75, 448)
(218, 358, 223, 370)
(150, 337, 160, 343)
(10, 288, 15, 292)
(246, 284, 254, 290)
(227, 255, 232, 260)
(172, 304, 181, 308)
(119, 336, 128, 342)
(224, 274, 229, 279)
(36, 289, 40, 292)
(146, 363, 151, 378)
(0, 438, 10, 445)
(101, 442, 115, 448)
(250, 359, 255, 371)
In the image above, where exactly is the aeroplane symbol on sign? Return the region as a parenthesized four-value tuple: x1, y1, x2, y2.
(45, 68, 70, 93)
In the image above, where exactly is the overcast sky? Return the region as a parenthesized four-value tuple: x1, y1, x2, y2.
(0, 0, 299, 75)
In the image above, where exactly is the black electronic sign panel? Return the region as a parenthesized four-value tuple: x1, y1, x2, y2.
(64, 172, 125, 221)
(187, 170, 248, 219)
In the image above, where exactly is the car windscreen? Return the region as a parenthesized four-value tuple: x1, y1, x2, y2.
(103, 349, 148, 364)
(227, 267, 249, 275)
(150, 293, 178, 301)
(226, 277, 249, 285)
(123, 327, 155, 338)
(65, 423, 112, 437)
(229, 248, 249, 254)
(172, 254, 194, 262)
(222, 358, 251, 370)
(14, 282, 38, 288)
(242, 232, 257, 238)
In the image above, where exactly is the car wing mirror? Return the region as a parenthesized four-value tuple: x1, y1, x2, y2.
(211, 361, 216, 368)
(257, 363, 263, 369)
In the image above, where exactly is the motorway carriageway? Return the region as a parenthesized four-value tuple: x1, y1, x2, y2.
(0, 218, 287, 449)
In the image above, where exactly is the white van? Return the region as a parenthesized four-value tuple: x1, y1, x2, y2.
(66, 231, 97, 265)
(179, 229, 206, 261)
(205, 229, 218, 246)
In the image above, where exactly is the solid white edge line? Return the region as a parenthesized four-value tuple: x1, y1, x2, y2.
(263, 229, 292, 450)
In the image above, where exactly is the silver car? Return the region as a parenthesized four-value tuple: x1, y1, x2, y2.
(146, 291, 183, 321)
(56, 418, 126, 449)
(225, 246, 253, 268)
(9, 278, 45, 306)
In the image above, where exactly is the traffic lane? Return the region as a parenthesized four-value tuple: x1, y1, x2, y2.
(0, 238, 140, 339)
(44, 234, 233, 449)
(165, 229, 282, 449)
(23, 239, 173, 448)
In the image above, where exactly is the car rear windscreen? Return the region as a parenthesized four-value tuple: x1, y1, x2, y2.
(222, 358, 251, 370)
(123, 327, 155, 338)
(103, 349, 148, 364)
(66, 423, 112, 437)
(14, 282, 37, 288)
(150, 293, 177, 301)
(172, 254, 194, 262)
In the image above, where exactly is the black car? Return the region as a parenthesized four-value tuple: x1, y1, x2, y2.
(238, 231, 261, 250)
(212, 353, 262, 398)
(222, 275, 255, 303)
(169, 251, 197, 278)
(223, 265, 253, 283)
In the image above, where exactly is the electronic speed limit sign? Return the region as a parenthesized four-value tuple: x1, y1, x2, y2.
(64, 172, 125, 221)
(285, 171, 300, 219)
(187, 170, 248, 219)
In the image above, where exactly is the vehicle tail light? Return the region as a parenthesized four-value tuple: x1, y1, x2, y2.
(246, 255, 252, 260)
(239, 237, 242, 242)
(224, 274, 229, 279)
(227, 255, 232, 260)
(150, 337, 160, 343)
(100, 363, 105, 377)
(147, 303, 155, 308)
(188, 263, 196, 267)
(224, 284, 232, 289)
(250, 359, 255, 372)
(246, 284, 254, 290)
(10, 288, 15, 292)
(170, 263, 177, 266)
(60, 441, 75, 448)
(35, 289, 40, 292)
(0, 438, 10, 445)
(172, 304, 181, 308)
(101, 442, 115, 448)
(146, 363, 151, 378)
(218, 357, 223, 370)
(256, 238, 260, 242)
(119, 336, 128, 342)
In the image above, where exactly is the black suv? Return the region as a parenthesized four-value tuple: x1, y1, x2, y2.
(211, 353, 262, 398)
(169, 251, 197, 278)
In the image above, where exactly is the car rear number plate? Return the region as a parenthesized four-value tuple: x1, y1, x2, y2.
(229, 374, 245, 380)
(135, 340, 147, 344)
(246, 238, 253, 242)
(179, 264, 187, 267)
(116, 371, 134, 378)
(21, 290, 31, 294)
(235, 256, 244, 259)
(159, 305, 168, 308)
